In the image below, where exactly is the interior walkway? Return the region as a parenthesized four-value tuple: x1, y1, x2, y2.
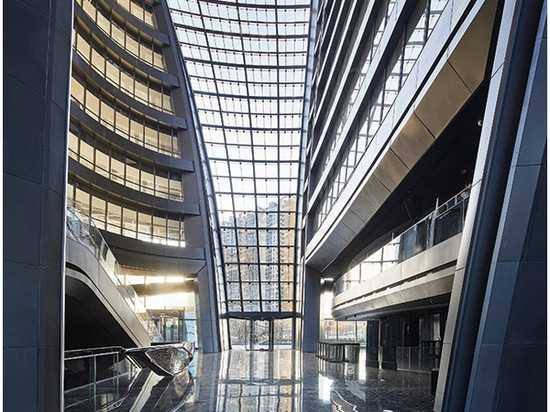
(183, 349, 434, 411)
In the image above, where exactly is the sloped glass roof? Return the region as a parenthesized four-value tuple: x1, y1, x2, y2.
(168, 0, 311, 317)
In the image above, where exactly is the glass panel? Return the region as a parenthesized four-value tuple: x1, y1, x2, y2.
(79, 138, 94, 170)
(76, 32, 91, 60)
(71, 77, 85, 103)
(68, 129, 79, 159)
(152, 215, 167, 244)
(168, 1, 309, 320)
(167, 218, 181, 247)
(106, 202, 122, 234)
(126, 162, 140, 191)
(91, 195, 106, 229)
(153, 173, 167, 199)
(75, 187, 90, 213)
(137, 211, 152, 241)
(122, 207, 137, 238)
(141, 165, 155, 195)
(169, 174, 183, 200)
(95, 149, 110, 178)
(110, 151, 125, 184)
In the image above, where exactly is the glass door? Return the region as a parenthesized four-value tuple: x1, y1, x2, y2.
(245, 319, 273, 351)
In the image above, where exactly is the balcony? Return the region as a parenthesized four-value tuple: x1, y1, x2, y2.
(332, 187, 469, 319)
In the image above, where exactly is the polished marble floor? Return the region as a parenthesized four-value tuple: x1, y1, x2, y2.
(181, 349, 435, 412)
(71, 349, 435, 411)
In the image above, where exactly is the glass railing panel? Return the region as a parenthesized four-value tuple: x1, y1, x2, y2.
(334, 187, 470, 296)
(66, 205, 163, 342)
(64, 347, 141, 411)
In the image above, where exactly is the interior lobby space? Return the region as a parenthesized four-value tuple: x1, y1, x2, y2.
(3, 0, 545, 411)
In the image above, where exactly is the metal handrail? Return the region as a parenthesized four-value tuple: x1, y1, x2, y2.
(334, 186, 470, 296)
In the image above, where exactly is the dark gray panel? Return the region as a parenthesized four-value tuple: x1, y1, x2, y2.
(4, 1, 49, 93)
(44, 103, 70, 194)
(495, 343, 546, 411)
(506, 261, 546, 344)
(516, 48, 547, 167)
(48, 20, 72, 109)
(3, 174, 42, 265)
(496, 166, 541, 262)
(40, 263, 64, 347)
(3, 76, 46, 183)
(37, 344, 62, 411)
(466, 343, 502, 411)
(53, 0, 74, 34)
(477, 261, 518, 344)
(40, 189, 66, 269)
(3, 262, 40, 347)
(3, 347, 38, 412)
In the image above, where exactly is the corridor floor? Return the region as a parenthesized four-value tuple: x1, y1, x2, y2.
(181, 349, 435, 412)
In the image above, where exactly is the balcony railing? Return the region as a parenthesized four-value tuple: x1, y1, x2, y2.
(64, 343, 196, 411)
(64, 346, 139, 411)
(334, 187, 470, 296)
(66, 205, 163, 342)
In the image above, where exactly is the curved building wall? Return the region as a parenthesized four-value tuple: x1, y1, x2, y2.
(67, 0, 219, 352)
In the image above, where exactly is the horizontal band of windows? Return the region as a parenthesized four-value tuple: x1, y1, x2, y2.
(70, 77, 182, 157)
(73, 35, 173, 115)
(67, 181, 187, 248)
(114, 0, 157, 29)
(76, 0, 166, 70)
(68, 124, 185, 203)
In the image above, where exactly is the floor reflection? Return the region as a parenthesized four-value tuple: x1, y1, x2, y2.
(183, 349, 434, 412)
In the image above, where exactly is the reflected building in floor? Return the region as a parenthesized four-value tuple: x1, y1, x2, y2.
(3, 0, 546, 411)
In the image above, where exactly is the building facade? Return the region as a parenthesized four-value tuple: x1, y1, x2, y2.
(302, 0, 546, 410)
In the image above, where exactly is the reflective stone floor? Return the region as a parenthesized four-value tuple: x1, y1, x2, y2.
(170, 349, 434, 411)
(82, 349, 435, 411)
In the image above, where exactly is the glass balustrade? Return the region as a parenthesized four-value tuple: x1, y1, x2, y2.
(334, 187, 470, 296)
(66, 205, 163, 342)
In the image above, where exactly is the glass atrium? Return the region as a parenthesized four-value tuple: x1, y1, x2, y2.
(168, 0, 312, 346)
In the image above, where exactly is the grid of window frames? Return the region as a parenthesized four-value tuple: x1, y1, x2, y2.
(67, 178, 186, 247)
(73, 24, 174, 114)
(313, 0, 449, 230)
(314, 0, 397, 176)
(76, 0, 166, 70)
(68, 121, 184, 201)
(70, 73, 180, 156)
(168, 1, 310, 315)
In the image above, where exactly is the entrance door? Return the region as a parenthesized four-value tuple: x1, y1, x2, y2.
(245, 319, 273, 351)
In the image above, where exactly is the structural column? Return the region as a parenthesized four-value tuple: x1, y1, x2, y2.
(435, 0, 546, 410)
(3, 1, 73, 410)
(381, 319, 398, 370)
(366, 320, 380, 368)
(301, 266, 322, 352)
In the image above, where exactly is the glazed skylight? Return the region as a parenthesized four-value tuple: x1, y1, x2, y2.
(168, 0, 311, 315)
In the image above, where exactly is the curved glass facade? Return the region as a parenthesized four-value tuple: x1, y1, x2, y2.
(168, 0, 311, 337)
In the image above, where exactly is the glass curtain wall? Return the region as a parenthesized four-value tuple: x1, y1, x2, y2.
(168, 0, 311, 344)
